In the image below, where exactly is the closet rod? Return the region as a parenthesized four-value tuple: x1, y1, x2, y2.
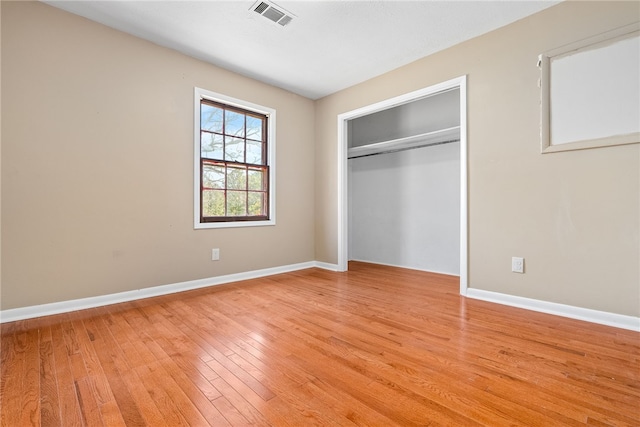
(347, 125, 460, 159)
(348, 138, 459, 159)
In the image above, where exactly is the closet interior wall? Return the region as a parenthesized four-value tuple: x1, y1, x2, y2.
(348, 89, 461, 275)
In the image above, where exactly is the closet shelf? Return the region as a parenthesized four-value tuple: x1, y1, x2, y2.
(347, 126, 460, 159)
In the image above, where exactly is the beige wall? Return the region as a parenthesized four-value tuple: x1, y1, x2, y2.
(315, 1, 640, 317)
(1, 1, 315, 309)
(0, 1, 3, 304)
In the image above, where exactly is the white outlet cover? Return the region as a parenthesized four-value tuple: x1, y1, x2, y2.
(511, 257, 524, 273)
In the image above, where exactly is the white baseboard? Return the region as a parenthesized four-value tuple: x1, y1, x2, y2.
(465, 288, 640, 332)
(0, 261, 329, 323)
(349, 259, 460, 277)
(313, 261, 340, 271)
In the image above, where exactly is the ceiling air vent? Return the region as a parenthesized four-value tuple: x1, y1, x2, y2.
(251, 1, 294, 27)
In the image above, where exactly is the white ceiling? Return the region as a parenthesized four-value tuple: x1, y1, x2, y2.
(43, 0, 560, 100)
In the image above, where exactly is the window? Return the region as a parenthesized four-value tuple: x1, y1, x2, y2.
(194, 88, 275, 228)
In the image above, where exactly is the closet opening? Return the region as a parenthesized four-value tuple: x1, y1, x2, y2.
(337, 76, 468, 295)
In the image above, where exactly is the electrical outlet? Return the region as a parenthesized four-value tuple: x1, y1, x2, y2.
(511, 257, 524, 273)
(211, 248, 220, 261)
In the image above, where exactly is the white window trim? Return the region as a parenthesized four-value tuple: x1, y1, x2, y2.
(194, 87, 276, 229)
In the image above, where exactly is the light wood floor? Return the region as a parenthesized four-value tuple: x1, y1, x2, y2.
(1, 262, 639, 426)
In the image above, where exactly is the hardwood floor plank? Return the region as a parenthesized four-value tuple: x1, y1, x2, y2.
(256, 387, 346, 427)
(1, 262, 639, 426)
(20, 328, 41, 426)
(38, 326, 62, 426)
(85, 316, 145, 426)
(193, 296, 317, 388)
(120, 314, 212, 425)
(70, 316, 123, 425)
(0, 332, 26, 427)
(301, 378, 401, 427)
(74, 376, 105, 426)
(209, 376, 275, 426)
(118, 369, 170, 427)
(150, 342, 232, 425)
(50, 322, 84, 426)
(166, 299, 283, 405)
(98, 310, 174, 426)
(134, 363, 192, 426)
(210, 396, 252, 426)
(134, 303, 225, 402)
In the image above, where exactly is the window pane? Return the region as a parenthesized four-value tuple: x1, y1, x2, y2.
(201, 104, 223, 133)
(225, 110, 245, 137)
(202, 190, 225, 217)
(248, 168, 264, 191)
(227, 191, 247, 216)
(225, 137, 244, 162)
(248, 192, 265, 216)
(227, 166, 246, 190)
(246, 140, 263, 165)
(201, 132, 223, 160)
(202, 163, 225, 189)
(246, 115, 263, 141)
